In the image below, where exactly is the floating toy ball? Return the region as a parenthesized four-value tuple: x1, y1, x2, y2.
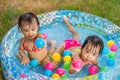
(110, 44, 118, 52)
(63, 62, 71, 70)
(44, 69, 53, 77)
(63, 56, 71, 62)
(102, 47, 109, 55)
(52, 73, 60, 78)
(41, 33, 47, 39)
(35, 38, 45, 48)
(61, 74, 69, 78)
(107, 40, 114, 47)
(30, 59, 39, 67)
(72, 59, 83, 69)
(100, 67, 108, 72)
(88, 65, 98, 75)
(45, 62, 54, 71)
(52, 53, 61, 62)
(106, 59, 115, 67)
(56, 68, 65, 76)
(108, 52, 116, 59)
(63, 50, 72, 57)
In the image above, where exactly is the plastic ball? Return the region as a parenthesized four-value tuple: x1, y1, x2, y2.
(102, 47, 109, 55)
(110, 44, 118, 52)
(63, 56, 71, 62)
(44, 70, 53, 77)
(108, 52, 116, 59)
(52, 53, 61, 62)
(56, 68, 65, 76)
(63, 50, 72, 57)
(41, 33, 47, 39)
(72, 59, 83, 69)
(61, 74, 69, 78)
(106, 59, 115, 67)
(45, 62, 54, 70)
(52, 73, 60, 78)
(35, 38, 45, 48)
(88, 65, 98, 75)
(107, 40, 114, 47)
(100, 67, 108, 72)
(30, 59, 39, 67)
(63, 62, 71, 70)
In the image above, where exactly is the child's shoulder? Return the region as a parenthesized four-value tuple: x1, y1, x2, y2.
(20, 37, 25, 41)
(20, 38, 26, 44)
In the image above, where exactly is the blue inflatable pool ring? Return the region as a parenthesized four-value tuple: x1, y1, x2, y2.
(0, 10, 120, 80)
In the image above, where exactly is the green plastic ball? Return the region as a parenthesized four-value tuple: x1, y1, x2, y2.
(63, 62, 71, 70)
(61, 74, 69, 78)
(100, 67, 108, 72)
(108, 52, 116, 59)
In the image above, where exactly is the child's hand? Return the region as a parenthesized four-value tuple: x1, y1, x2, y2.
(68, 65, 78, 74)
(21, 56, 30, 65)
(63, 15, 68, 22)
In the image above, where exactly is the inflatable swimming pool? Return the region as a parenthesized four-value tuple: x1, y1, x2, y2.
(0, 10, 120, 80)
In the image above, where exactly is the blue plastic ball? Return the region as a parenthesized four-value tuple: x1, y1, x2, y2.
(63, 50, 72, 57)
(44, 70, 53, 77)
(106, 59, 115, 67)
(30, 59, 39, 67)
(35, 38, 45, 48)
(102, 47, 109, 55)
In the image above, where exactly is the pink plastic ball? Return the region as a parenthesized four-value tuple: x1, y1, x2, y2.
(72, 59, 83, 69)
(88, 65, 98, 75)
(45, 62, 54, 70)
(56, 68, 65, 76)
(110, 44, 118, 52)
(42, 33, 47, 39)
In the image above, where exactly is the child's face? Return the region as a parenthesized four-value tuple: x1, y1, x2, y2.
(81, 43, 100, 63)
(21, 19, 39, 39)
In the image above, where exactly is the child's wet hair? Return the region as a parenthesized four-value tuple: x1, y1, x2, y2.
(18, 12, 39, 28)
(82, 35, 104, 55)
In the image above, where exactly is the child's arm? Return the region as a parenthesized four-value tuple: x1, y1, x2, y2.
(63, 16, 80, 41)
(47, 40, 56, 54)
(19, 38, 30, 65)
(68, 64, 82, 74)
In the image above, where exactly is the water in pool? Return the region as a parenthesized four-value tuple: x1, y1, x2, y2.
(29, 23, 110, 78)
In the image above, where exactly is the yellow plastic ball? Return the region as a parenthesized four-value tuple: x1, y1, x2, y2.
(52, 53, 61, 62)
(52, 73, 60, 78)
(93, 75, 98, 79)
(107, 40, 114, 47)
(63, 56, 71, 62)
(88, 75, 92, 79)
(83, 77, 87, 80)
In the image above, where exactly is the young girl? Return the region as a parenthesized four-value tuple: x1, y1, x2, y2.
(18, 12, 56, 66)
(49, 16, 104, 74)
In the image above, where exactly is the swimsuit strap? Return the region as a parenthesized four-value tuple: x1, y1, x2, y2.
(23, 40, 31, 52)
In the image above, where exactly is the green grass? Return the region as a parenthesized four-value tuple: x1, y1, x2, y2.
(0, 0, 120, 79)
